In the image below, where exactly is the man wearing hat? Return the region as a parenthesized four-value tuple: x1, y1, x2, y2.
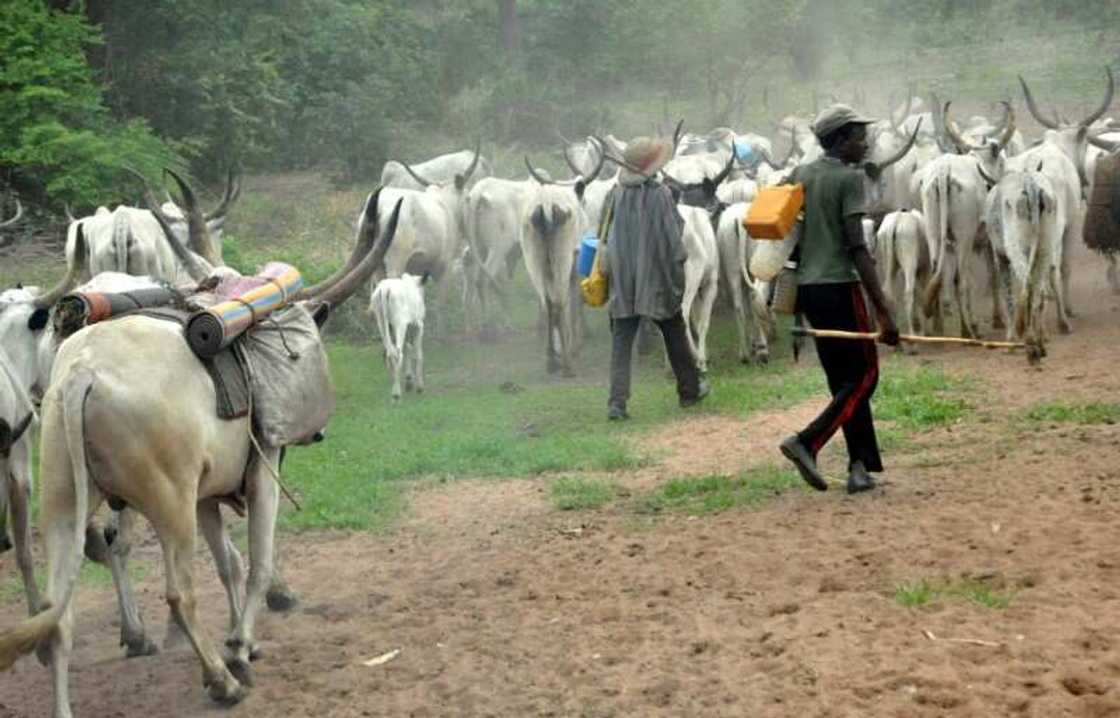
(778, 105, 900, 494)
(601, 136, 710, 421)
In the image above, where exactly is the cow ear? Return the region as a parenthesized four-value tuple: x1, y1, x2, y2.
(15, 282, 22, 290)
(310, 302, 330, 328)
(28, 308, 49, 331)
(574, 179, 587, 201)
(989, 144, 999, 160)
(454, 174, 467, 191)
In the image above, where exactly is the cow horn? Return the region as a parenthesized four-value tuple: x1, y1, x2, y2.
(314, 198, 404, 310)
(943, 103, 979, 153)
(127, 167, 212, 282)
(711, 153, 735, 187)
(0, 198, 23, 229)
(63, 202, 75, 224)
(400, 161, 434, 188)
(300, 187, 386, 299)
(1080, 66, 1115, 129)
(671, 119, 685, 153)
(524, 156, 553, 185)
(164, 168, 223, 267)
(33, 222, 87, 308)
(875, 119, 923, 172)
(583, 141, 606, 183)
(461, 139, 482, 183)
(992, 101, 1017, 151)
(203, 167, 242, 222)
(561, 144, 584, 176)
(1018, 75, 1062, 130)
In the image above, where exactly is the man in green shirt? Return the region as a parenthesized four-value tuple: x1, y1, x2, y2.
(779, 105, 900, 494)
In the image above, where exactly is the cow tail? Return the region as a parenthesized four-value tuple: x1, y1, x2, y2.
(0, 371, 93, 671)
(1015, 178, 1048, 339)
(922, 168, 950, 318)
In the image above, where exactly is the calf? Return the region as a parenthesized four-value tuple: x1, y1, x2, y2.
(370, 273, 428, 402)
(715, 202, 774, 364)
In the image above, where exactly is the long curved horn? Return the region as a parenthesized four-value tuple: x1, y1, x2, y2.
(203, 167, 242, 221)
(127, 167, 211, 282)
(875, 119, 923, 172)
(710, 152, 735, 187)
(315, 198, 405, 309)
(1080, 66, 1115, 128)
(943, 103, 980, 153)
(524, 156, 553, 185)
(561, 144, 584, 176)
(0, 198, 23, 229)
(1018, 75, 1061, 130)
(164, 168, 222, 267)
(400, 161, 434, 188)
(583, 141, 606, 182)
(33, 223, 87, 308)
(671, 119, 685, 153)
(459, 139, 482, 184)
(992, 101, 1017, 151)
(300, 187, 386, 299)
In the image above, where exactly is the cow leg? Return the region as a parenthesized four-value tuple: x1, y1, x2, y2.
(679, 269, 702, 365)
(99, 509, 158, 657)
(722, 251, 750, 363)
(958, 249, 981, 339)
(224, 450, 280, 686)
(900, 258, 919, 353)
(412, 323, 425, 394)
(544, 297, 562, 374)
(156, 502, 245, 704)
(1107, 254, 1120, 295)
(1050, 263, 1073, 335)
(6, 443, 42, 615)
(197, 500, 245, 635)
(985, 242, 1004, 330)
(1060, 239, 1076, 318)
(390, 321, 406, 402)
(995, 254, 1015, 342)
(692, 277, 717, 374)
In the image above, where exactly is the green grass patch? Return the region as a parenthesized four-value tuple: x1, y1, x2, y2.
(0, 559, 146, 606)
(875, 362, 969, 431)
(550, 476, 616, 511)
(894, 578, 1017, 610)
(643, 466, 805, 516)
(1022, 402, 1120, 425)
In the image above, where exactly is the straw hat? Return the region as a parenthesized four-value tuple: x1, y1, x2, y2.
(619, 136, 674, 186)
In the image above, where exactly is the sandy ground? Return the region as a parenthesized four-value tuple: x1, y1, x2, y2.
(2, 247, 1120, 717)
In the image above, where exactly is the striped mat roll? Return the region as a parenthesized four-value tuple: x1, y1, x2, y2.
(186, 262, 303, 358)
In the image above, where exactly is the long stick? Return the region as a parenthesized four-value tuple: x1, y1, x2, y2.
(791, 327, 1027, 350)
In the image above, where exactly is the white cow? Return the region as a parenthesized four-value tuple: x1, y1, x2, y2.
(876, 210, 930, 343)
(715, 202, 773, 364)
(380, 146, 493, 191)
(677, 205, 720, 373)
(984, 170, 1063, 351)
(369, 273, 427, 402)
(1020, 68, 1116, 297)
(918, 154, 990, 338)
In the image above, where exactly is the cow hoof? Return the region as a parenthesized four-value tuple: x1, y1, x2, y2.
(124, 636, 159, 658)
(754, 354, 770, 366)
(739, 356, 751, 365)
(415, 386, 424, 394)
(249, 643, 264, 661)
(404, 377, 415, 392)
(391, 394, 402, 404)
(207, 673, 247, 705)
(225, 657, 254, 688)
(1059, 322, 1073, 335)
(266, 586, 298, 612)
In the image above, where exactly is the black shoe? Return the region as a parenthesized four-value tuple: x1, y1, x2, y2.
(607, 404, 630, 421)
(680, 380, 711, 408)
(846, 461, 876, 494)
(779, 435, 828, 491)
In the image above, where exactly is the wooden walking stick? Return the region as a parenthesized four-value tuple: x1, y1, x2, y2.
(790, 327, 1029, 350)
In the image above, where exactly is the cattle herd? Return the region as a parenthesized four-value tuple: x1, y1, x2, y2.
(0, 69, 1118, 715)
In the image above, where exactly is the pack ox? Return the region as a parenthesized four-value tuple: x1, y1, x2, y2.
(0, 173, 406, 717)
(369, 273, 428, 402)
(875, 210, 930, 345)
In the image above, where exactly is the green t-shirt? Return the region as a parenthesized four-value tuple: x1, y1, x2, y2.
(791, 157, 867, 285)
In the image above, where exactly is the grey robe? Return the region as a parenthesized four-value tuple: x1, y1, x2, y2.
(604, 181, 686, 320)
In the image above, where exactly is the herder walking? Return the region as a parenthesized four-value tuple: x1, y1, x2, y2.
(778, 105, 900, 493)
(601, 136, 710, 421)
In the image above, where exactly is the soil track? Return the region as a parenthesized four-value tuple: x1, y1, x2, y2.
(2, 247, 1120, 717)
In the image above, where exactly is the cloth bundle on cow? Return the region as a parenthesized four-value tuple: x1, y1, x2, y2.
(1084, 150, 1120, 255)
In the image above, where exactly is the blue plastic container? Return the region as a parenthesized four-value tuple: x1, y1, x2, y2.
(577, 234, 599, 278)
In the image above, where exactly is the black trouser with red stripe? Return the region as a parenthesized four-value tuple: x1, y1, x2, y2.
(796, 282, 883, 472)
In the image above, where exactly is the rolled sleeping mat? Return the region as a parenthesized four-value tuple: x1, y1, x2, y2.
(53, 287, 178, 339)
(186, 262, 303, 358)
